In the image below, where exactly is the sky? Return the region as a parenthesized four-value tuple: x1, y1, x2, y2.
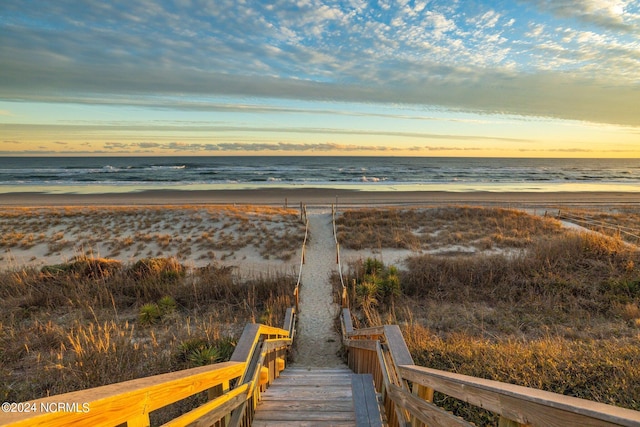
(1, 0, 639, 157)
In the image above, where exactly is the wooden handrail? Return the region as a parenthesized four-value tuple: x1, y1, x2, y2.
(339, 308, 640, 427)
(332, 203, 349, 308)
(294, 204, 309, 313)
(0, 362, 245, 427)
(400, 364, 640, 427)
(1, 319, 295, 427)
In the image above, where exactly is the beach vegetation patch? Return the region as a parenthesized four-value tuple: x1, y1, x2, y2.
(335, 206, 640, 424)
(139, 303, 162, 326)
(348, 258, 402, 324)
(157, 295, 177, 315)
(173, 337, 236, 369)
(41, 256, 122, 279)
(336, 206, 565, 252)
(130, 257, 185, 280)
(0, 205, 306, 270)
(0, 253, 292, 415)
(558, 207, 640, 246)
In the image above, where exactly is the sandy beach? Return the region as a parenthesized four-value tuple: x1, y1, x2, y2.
(0, 204, 307, 271)
(2, 187, 639, 271)
(3, 188, 640, 208)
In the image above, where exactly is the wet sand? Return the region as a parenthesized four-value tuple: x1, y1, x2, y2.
(3, 188, 640, 207)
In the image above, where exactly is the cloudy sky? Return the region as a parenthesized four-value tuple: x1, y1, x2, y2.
(1, 0, 639, 156)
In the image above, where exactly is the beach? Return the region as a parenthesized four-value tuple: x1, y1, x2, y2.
(4, 188, 640, 207)
(3, 186, 640, 276)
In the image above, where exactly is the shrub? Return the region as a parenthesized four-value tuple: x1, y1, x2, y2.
(139, 303, 161, 326)
(41, 256, 122, 279)
(158, 296, 177, 315)
(173, 337, 236, 369)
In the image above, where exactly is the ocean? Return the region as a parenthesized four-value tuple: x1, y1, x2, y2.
(1, 156, 639, 194)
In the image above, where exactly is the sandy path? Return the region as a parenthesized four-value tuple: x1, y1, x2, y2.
(292, 212, 345, 367)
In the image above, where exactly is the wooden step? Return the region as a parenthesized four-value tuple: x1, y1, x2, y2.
(253, 368, 355, 426)
(252, 368, 384, 427)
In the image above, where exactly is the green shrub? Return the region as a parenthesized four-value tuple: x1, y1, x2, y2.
(138, 303, 161, 326)
(173, 337, 236, 368)
(157, 296, 177, 315)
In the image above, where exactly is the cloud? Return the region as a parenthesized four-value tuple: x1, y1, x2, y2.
(521, 0, 640, 32)
(95, 141, 491, 153)
(1, 0, 640, 128)
(1, 122, 531, 143)
(99, 141, 412, 153)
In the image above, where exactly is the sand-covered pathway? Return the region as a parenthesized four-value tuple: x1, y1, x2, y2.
(292, 211, 345, 367)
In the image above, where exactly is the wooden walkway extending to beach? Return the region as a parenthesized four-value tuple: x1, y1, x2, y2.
(3, 205, 640, 427)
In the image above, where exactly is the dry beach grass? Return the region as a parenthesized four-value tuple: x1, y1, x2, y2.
(0, 205, 305, 267)
(0, 205, 304, 423)
(336, 206, 640, 425)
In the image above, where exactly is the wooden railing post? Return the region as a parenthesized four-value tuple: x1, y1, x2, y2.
(208, 380, 230, 400)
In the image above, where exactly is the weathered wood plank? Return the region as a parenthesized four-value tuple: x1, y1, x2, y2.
(388, 384, 473, 427)
(342, 308, 354, 334)
(278, 370, 353, 377)
(400, 364, 640, 427)
(281, 368, 352, 373)
(252, 421, 356, 427)
(271, 377, 353, 386)
(256, 400, 355, 413)
(230, 323, 261, 363)
(253, 411, 355, 421)
(262, 339, 292, 353)
(352, 374, 383, 427)
(283, 307, 296, 334)
(258, 387, 353, 400)
(384, 325, 414, 367)
(230, 324, 289, 364)
(345, 339, 378, 352)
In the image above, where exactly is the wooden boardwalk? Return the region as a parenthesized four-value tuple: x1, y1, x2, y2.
(252, 368, 383, 427)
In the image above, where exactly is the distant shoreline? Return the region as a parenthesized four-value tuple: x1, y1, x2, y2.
(3, 188, 640, 208)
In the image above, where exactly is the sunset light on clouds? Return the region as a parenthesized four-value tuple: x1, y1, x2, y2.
(1, 0, 639, 157)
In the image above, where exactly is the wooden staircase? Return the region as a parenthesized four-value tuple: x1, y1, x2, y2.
(252, 367, 383, 427)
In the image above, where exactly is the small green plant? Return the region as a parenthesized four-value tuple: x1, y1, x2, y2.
(173, 337, 236, 368)
(138, 303, 161, 326)
(188, 347, 221, 367)
(157, 296, 177, 315)
(356, 258, 401, 308)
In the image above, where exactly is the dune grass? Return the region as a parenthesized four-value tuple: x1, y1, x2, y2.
(336, 205, 566, 252)
(558, 207, 640, 245)
(0, 255, 296, 406)
(0, 205, 305, 264)
(336, 206, 640, 425)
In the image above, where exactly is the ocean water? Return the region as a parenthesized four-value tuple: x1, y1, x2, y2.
(0, 156, 639, 193)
